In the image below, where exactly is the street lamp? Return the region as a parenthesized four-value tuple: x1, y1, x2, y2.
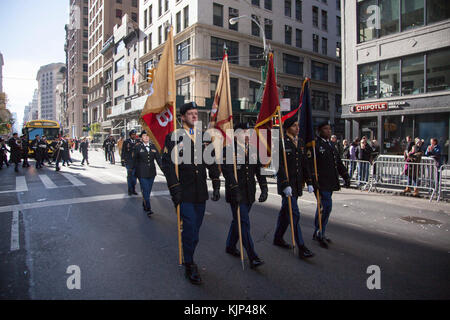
(229, 15, 269, 58)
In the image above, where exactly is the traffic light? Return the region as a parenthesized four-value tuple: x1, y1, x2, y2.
(147, 68, 155, 84)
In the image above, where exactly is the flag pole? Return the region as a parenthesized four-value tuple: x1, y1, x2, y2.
(223, 44, 245, 270)
(311, 141, 323, 236)
(277, 108, 296, 253)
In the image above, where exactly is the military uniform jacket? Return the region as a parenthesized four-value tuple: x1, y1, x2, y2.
(162, 130, 221, 204)
(121, 138, 137, 164)
(0, 145, 9, 160)
(54, 140, 70, 161)
(80, 141, 89, 156)
(312, 137, 349, 192)
(277, 135, 313, 198)
(8, 138, 22, 163)
(132, 143, 161, 179)
(21, 139, 29, 157)
(221, 142, 268, 204)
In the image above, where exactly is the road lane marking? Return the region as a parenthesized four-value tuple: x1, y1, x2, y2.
(0, 191, 171, 213)
(16, 176, 28, 192)
(39, 175, 58, 189)
(10, 211, 19, 251)
(62, 173, 86, 187)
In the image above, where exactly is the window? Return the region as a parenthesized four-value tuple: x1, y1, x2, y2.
(159, 0, 162, 16)
(132, 12, 137, 23)
(285, 0, 292, 17)
(402, 54, 424, 95)
(116, 9, 122, 18)
(213, 3, 223, 27)
(249, 81, 260, 104)
(229, 8, 239, 31)
(177, 77, 190, 100)
(252, 15, 260, 37)
(149, 5, 153, 25)
(285, 25, 292, 45)
(265, 19, 273, 40)
(265, 0, 272, 10)
(283, 86, 301, 110)
(427, 47, 450, 93)
(115, 95, 124, 105)
(165, 0, 169, 12)
(210, 75, 218, 98)
(322, 37, 327, 55)
(335, 66, 341, 84)
(148, 33, 152, 51)
(211, 37, 239, 64)
(249, 45, 265, 68)
(312, 61, 328, 81)
(115, 76, 124, 91)
(164, 23, 168, 41)
(401, 0, 424, 31)
(313, 34, 319, 52)
(358, 0, 377, 43)
(380, 59, 400, 97)
(336, 16, 341, 36)
(176, 38, 191, 63)
(380, 0, 400, 37)
(115, 57, 125, 73)
(427, 0, 450, 24)
(312, 90, 329, 111)
(295, 29, 302, 48)
(127, 82, 130, 96)
(359, 63, 378, 100)
(322, 10, 328, 30)
(336, 0, 341, 10)
(144, 9, 148, 28)
(312, 6, 319, 27)
(335, 94, 342, 113)
(144, 36, 148, 53)
(132, 0, 137, 8)
(127, 62, 130, 74)
(252, 0, 260, 6)
(295, 0, 302, 21)
(230, 78, 239, 101)
(175, 11, 181, 33)
(283, 54, 302, 76)
(158, 26, 162, 45)
(184, 6, 189, 28)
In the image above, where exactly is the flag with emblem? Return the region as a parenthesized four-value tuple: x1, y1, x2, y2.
(297, 79, 315, 147)
(254, 53, 279, 159)
(208, 51, 233, 147)
(140, 26, 176, 153)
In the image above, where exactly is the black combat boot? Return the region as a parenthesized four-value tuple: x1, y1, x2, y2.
(185, 263, 202, 285)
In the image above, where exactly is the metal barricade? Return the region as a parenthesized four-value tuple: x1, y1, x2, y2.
(375, 155, 436, 165)
(370, 160, 438, 201)
(437, 165, 450, 202)
(342, 159, 372, 190)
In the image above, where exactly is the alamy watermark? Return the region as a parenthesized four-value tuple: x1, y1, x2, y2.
(66, 265, 81, 290)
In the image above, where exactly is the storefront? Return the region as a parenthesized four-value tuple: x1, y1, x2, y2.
(342, 97, 450, 163)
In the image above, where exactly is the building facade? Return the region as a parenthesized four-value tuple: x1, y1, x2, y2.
(0, 52, 4, 93)
(341, 0, 450, 160)
(36, 63, 66, 121)
(66, 0, 90, 138)
(87, 0, 139, 140)
(116, 0, 343, 135)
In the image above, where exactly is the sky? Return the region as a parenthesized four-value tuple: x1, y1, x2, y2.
(0, 0, 69, 131)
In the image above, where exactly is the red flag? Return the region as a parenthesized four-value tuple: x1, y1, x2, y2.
(255, 53, 279, 158)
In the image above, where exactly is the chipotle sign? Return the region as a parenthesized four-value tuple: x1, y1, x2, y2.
(351, 102, 388, 113)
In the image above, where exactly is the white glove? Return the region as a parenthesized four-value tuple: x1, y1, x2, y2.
(283, 186, 292, 197)
(307, 185, 314, 193)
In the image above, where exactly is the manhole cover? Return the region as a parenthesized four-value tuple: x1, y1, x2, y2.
(401, 216, 442, 225)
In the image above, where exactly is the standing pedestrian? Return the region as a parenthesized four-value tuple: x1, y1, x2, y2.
(133, 131, 162, 216)
(31, 135, 44, 169)
(404, 144, 423, 197)
(425, 137, 442, 183)
(54, 136, 70, 171)
(357, 139, 372, 185)
(102, 136, 109, 161)
(311, 122, 351, 249)
(117, 135, 125, 166)
(273, 117, 315, 259)
(8, 133, 22, 172)
(80, 137, 90, 165)
(342, 139, 350, 160)
(161, 102, 221, 285)
(122, 130, 138, 196)
(221, 122, 268, 269)
(348, 139, 359, 179)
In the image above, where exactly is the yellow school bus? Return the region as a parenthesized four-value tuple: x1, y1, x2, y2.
(23, 120, 61, 157)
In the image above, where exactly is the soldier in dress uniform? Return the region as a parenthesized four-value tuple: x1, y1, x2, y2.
(221, 122, 268, 269)
(122, 130, 138, 196)
(80, 137, 89, 165)
(8, 133, 22, 172)
(310, 121, 351, 249)
(273, 117, 315, 259)
(54, 136, 70, 172)
(41, 136, 52, 165)
(20, 135, 30, 168)
(132, 131, 162, 216)
(31, 135, 45, 169)
(161, 102, 221, 285)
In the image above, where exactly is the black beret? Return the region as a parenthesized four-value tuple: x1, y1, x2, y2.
(283, 116, 298, 130)
(317, 120, 331, 130)
(139, 130, 147, 138)
(129, 129, 136, 135)
(234, 122, 251, 130)
(180, 102, 197, 115)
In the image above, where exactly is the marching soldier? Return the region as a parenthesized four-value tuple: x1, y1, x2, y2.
(122, 130, 138, 196)
(54, 136, 70, 172)
(80, 137, 89, 165)
(41, 136, 52, 165)
(31, 135, 45, 169)
(221, 122, 268, 269)
(8, 133, 22, 172)
(161, 102, 221, 285)
(133, 131, 162, 216)
(20, 135, 30, 168)
(274, 117, 315, 259)
(311, 121, 351, 249)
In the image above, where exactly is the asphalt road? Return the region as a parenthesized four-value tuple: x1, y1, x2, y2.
(1, 149, 449, 300)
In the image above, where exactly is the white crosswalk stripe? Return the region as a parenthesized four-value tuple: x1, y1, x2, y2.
(39, 174, 58, 189)
(15, 176, 28, 192)
(61, 173, 86, 187)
